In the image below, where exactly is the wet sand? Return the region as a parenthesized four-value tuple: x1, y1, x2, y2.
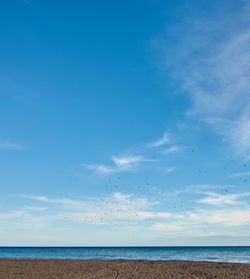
(0, 259, 250, 278)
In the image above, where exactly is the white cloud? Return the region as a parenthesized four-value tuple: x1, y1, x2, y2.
(230, 171, 250, 178)
(25, 206, 48, 211)
(155, 212, 172, 218)
(22, 192, 177, 225)
(61, 193, 160, 224)
(187, 208, 250, 226)
(148, 132, 169, 147)
(227, 111, 250, 153)
(0, 140, 23, 151)
(9, 191, 250, 236)
(85, 155, 153, 174)
(0, 211, 24, 220)
(23, 195, 89, 210)
(164, 167, 176, 173)
(85, 164, 117, 174)
(23, 195, 49, 202)
(55, 227, 71, 231)
(198, 192, 250, 205)
(163, 145, 180, 154)
(150, 207, 250, 233)
(151, 223, 184, 231)
(158, 2, 250, 154)
(112, 155, 145, 168)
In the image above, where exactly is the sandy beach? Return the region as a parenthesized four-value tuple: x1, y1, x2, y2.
(0, 259, 250, 279)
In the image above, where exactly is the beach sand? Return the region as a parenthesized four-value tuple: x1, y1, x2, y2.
(0, 259, 250, 278)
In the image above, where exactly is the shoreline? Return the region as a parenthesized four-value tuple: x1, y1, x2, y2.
(1, 259, 250, 278)
(1, 258, 250, 264)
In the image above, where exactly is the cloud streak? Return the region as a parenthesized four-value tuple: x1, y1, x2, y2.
(23, 195, 89, 210)
(23, 192, 175, 225)
(163, 145, 180, 154)
(164, 167, 176, 173)
(230, 171, 250, 178)
(147, 132, 170, 147)
(7, 189, 250, 238)
(0, 140, 23, 151)
(198, 192, 250, 206)
(0, 211, 24, 220)
(85, 155, 153, 174)
(158, 2, 250, 154)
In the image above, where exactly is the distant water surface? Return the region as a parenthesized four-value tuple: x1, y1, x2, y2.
(0, 247, 250, 263)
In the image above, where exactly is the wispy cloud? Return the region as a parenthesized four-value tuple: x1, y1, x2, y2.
(22, 192, 175, 225)
(85, 164, 117, 174)
(9, 190, 250, 235)
(163, 145, 180, 154)
(23, 195, 49, 202)
(0, 140, 23, 151)
(23, 190, 249, 228)
(187, 208, 250, 226)
(164, 167, 176, 173)
(150, 223, 184, 231)
(25, 206, 48, 211)
(169, 184, 233, 197)
(147, 132, 169, 147)
(0, 211, 24, 220)
(197, 192, 250, 205)
(23, 195, 88, 210)
(150, 207, 250, 233)
(84, 131, 174, 175)
(85, 155, 153, 174)
(112, 155, 150, 168)
(230, 171, 250, 178)
(157, 2, 250, 154)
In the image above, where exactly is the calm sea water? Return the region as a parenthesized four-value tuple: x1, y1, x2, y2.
(0, 247, 250, 263)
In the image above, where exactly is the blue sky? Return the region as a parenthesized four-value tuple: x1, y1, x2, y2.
(1, 0, 250, 246)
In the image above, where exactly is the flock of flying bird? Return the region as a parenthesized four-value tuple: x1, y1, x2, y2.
(64, 149, 249, 226)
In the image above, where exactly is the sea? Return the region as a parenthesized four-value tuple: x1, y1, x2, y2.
(0, 246, 250, 263)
